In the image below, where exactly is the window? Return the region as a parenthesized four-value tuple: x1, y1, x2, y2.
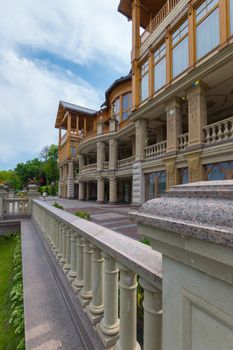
(172, 20, 189, 78)
(154, 43, 166, 92)
(179, 167, 189, 184)
(113, 97, 120, 122)
(204, 161, 233, 180)
(122, 93, 132, 121)
(230, 0, 233, 35)
(140, 60, 149, 101)
(196, 0, 219, 60)
(146, 171, 166, 200)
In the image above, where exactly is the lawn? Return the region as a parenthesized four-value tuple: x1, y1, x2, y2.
(0, 235, 21, 350)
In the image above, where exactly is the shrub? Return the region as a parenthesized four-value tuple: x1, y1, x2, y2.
(52, 202, 64, 210)
(74, 211, 91, 220)
(140, 238, 150, 246)
(50, 183, 56, 196)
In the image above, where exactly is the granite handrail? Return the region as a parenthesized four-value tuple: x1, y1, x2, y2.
(32, 199, 163, 350)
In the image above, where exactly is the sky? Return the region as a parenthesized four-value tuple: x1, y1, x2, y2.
(0, 0, 131, 170)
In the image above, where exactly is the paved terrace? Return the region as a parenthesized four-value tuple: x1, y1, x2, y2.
(46, 198, 140, 240)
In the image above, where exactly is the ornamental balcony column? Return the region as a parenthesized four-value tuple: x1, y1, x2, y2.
(67, 161, 74, 199)
(109, 176, 117, 204)
(78, 181, 85, 200)
(68, 230, 77, 282)
(114, 265, 140, 350)
(97, 177, 105, 204)
(97, 254, 119, 348)
(139, 278, 162, 350)
(87, 245, 104, 324)
(72, 234, 84, 294)
(63, 228, 71, 274)
(135, 119, 148, 161)
(79, 239, 93, 307)
(97, 141, 106, 170)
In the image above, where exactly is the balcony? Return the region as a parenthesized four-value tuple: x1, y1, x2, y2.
(117, 156, 135, 170)
(81, 163, 97, 174)
(203, 116, 233, 145)
(144, 140, 167, 160)
(178, 133, 189, 150)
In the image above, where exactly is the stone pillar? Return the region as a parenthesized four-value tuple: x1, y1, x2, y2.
(165, 158, 178, 190)
(79, 153, 84, 173)
(86, 182, 91, 201)
(140, 278, 162, 350)
(79, 239, 93, 306)
(135, 119, 147, 161)
(97, 177, 105, 204)
(97, 116, 104, 135)
(72, 235, 84, 294)
(58, 167, 62, 197)
(0, 186, 7, 219)
(114, 265, 140, 350)
(109, 177, 117, 204)
(97, 141, 105, 170)
(64, 228, 71, 274)
(109, 139, 118, 170)
(187, 82, 207, 147)
(68, 230, 77, 282)
(78, 181, 85, 200)
(97, 254, 119, 348)
(132, 162, 145, 206)
(109, 118, 116, 133)
(166, 98, 181, 152)
(87, 245, 104, 324)
(186, 151, 203, 182)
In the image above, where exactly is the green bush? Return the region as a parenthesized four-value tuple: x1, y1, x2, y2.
(52, 202, 64, 210)
(140, 238, 150, 246)
(74, 211, 91, 220)
(50, 183, 56, 196)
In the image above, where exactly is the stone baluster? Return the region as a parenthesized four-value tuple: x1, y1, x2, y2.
(217, 123, 223, 142)
(79, 239, 93, 306)
(64, 228, 71, 274)
(73, 234, 84, 294)
(57, 222, 63, 260)
(97, 254, 119, 348)
(60, 224, 67, 265)
(68, 230, 77, 282)
(87, 245, 104, 324)
(54, 219, 59, 255)
(211, 126, 217, 143)
(205, 127, 211, 144)
(140, 278, 162, 350)
(114, 265, 141, 350)
(230, 120, 233, 138)
(223, 121, 229, 140)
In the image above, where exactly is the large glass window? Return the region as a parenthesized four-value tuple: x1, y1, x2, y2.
(140, 60, 149, 101)
(146, 171, 166, 200)
(204, 161, 233, 180)
(122, 93, 132, 121)
(230, 0, 233, 35)
(196, 0, 219, 60)
(172, 19, 189, 78)
(154, 43, 166, 92)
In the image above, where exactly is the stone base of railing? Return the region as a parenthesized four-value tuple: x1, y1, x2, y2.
(96, 324, 120, 348)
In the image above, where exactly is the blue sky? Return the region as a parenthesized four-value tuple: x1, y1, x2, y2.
(0, 0, 131, 170)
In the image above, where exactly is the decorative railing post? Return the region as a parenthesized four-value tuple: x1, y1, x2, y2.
(60, 224, 67, 265)
(79, 239, 93, 306)
(57, 222, 63, 260)
(54, 219, 60, 256)
(72, 234, 84, 293)
(87, 245, 104, 324)
(140, 278, 162, 350)
(97, 254, 119, 347)
(114, 265, 141, 350)
(64, 228, 71, 274)
(68, 230, 77, 282)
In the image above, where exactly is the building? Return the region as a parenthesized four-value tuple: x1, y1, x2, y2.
(56, 0, 233, 205)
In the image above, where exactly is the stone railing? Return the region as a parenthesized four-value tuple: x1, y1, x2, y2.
(117, 156, 135, 170)
(3, 198, 30, 217)
(144, 140, 167, 160)
(81, 163, 97, 174)
(178, 133, 189, 150)
(203, 116, 233, 144)
(32, 199, 162, 350)
(103, 161, 109, 171)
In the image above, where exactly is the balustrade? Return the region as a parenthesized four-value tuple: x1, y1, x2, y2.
(81, 163, 97, 174)
(203, 116, 233, 144)
(117, 156, 135, 170)
(3, 198, 30, 217)
(178, 133, 189, 150)
(32, 200, 162, 349)
(144, 140, 167, 160)
(103, 161, 109, 170)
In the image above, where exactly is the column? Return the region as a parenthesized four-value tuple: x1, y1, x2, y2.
(67, 161, 74, 199)
(97, 141, 105, 170)
(60, 224, 67, 266)
(86, 182, 91, 201)
(187, 82, 207, 147)
(109, 177, 117, 204)
(58, 167, 62, 197)
(166, 98, 181, 153)
(135, 119, 147, 161)
(54, 219, 60, 255)
(79, 153, 84, 173)
(165, 158, 178, 190)
(72, 235, 84, 294)
(140, 278, 162, 350)
(97, 177, 105, 204)
(97, 254, 119, 348)
(114, 265, 140, 350)
(78, 181, 85, 200)
(131, 0, 140, 110)
(109, 139, 118, 170)
(63, 228, 71, 274)
(67, 113, 71, 158)
(79, 239, 93, 306)
(186, 152, 203, 182)
(57, 222, 63, 260)
(87, 245, 104, 324)
(68, 230, 77, 282)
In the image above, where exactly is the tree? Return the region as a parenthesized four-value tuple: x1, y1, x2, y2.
(39, 145, 50, 162)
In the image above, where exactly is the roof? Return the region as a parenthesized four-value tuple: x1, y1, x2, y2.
(105, 74, 132, 105)
(60, 101, 97, 115)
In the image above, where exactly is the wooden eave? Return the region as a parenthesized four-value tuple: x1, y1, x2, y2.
(55, 103, 97, 129)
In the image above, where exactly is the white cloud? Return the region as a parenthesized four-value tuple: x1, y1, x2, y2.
(0, 0, 132, 169)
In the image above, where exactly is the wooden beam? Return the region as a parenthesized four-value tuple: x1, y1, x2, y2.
(148, 48, 154, 98)
(132, 0, 141, 62)
(188, 4, 195, 68)
(219, 0, 228, 46)
(166, 28, 171, 84)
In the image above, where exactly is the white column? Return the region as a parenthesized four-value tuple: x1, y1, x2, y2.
(109, 176, 117, 204)
(139, 278, 162, 350)
(68, 230, 77, 282)
(79, 239, 93, 307)
(97, 177, 105, 203)
(63, 228, 71, 274)
(79, 181, 85, 200)
(109, 139, 118, 170)
(87, 245, 104, 324)
(114, 265, 141, 350)
(97, 254, 119, 348)
(73, 235, 84, 294)
(97, 141, 105, 170)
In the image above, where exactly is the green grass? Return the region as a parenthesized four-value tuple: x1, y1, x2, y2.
(0, 235, 21, 350)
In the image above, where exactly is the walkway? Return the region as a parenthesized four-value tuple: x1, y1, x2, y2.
(21, 219, 87, 350)
(46, 198, 140, 240)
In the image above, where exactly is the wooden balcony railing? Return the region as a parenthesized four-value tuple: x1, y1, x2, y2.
(178, 133, 189, 150)
(32, 200, 162, 350)
(141, 0, 181, 44)
(117, 156, 135, 170)
(203, 116, 233, 145)
(144, 140, 167, 160)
